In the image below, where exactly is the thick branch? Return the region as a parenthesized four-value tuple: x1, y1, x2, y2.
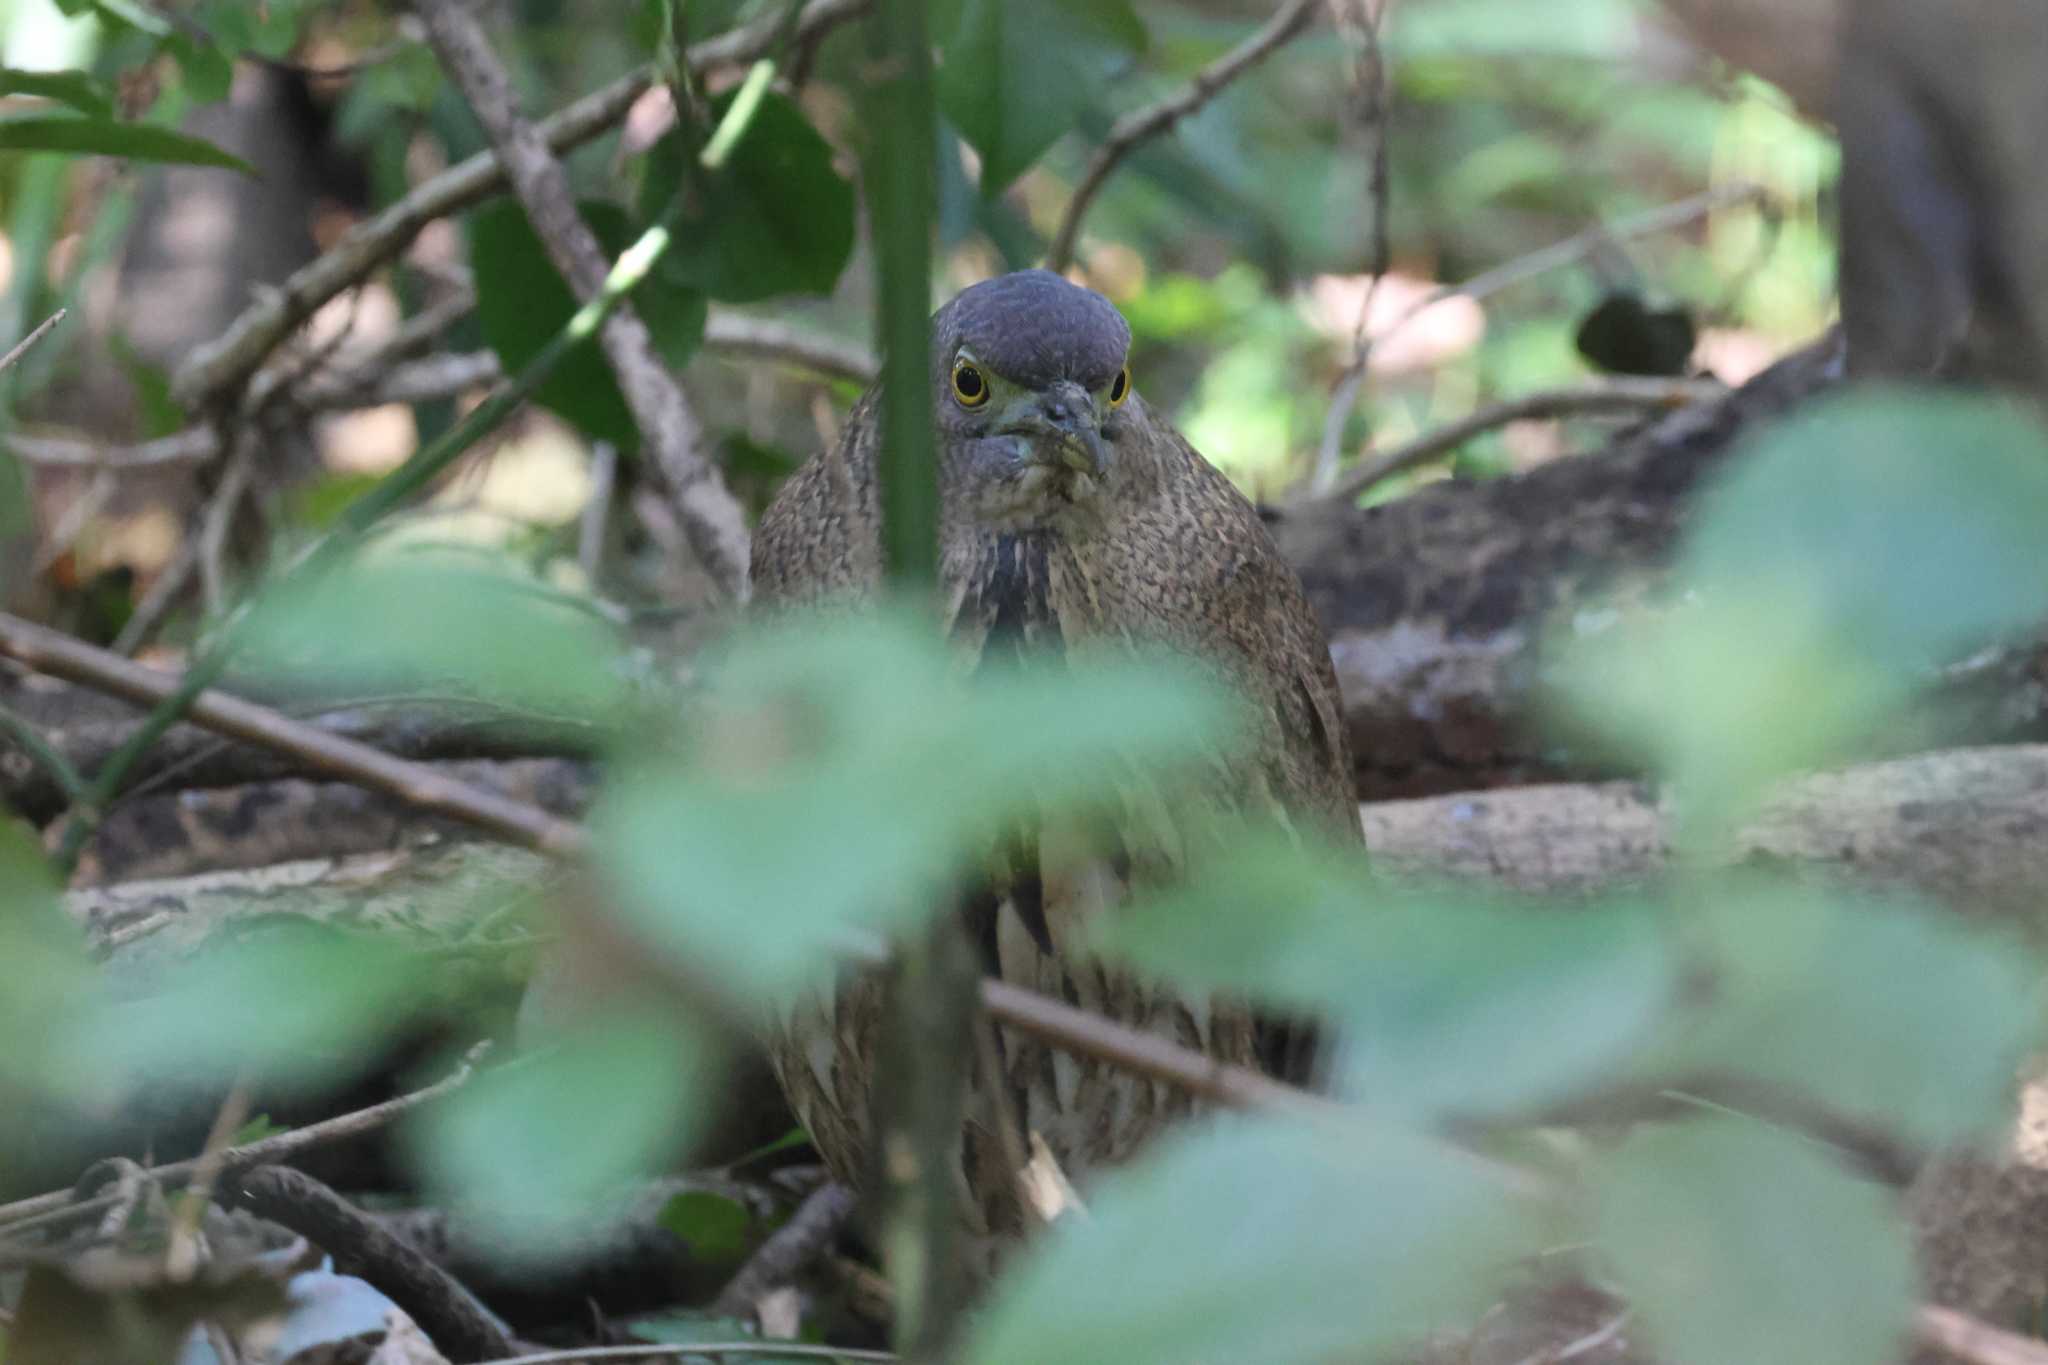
(414, 0, 749, 598)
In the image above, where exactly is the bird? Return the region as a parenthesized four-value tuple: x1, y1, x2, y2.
(749, 268, 1362, 1250)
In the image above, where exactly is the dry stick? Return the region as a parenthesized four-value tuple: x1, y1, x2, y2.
(0, 613, 589, 859)
(170, 0, 870, 412)
(710, 1181, 858, 1321)
(474, 1344, 899, 1364)
(1046, 0, 1322, 274)
(0, 1042, 489, 1235)
(414, 0, 750, 600)
(1321, 376, 1727, 497)
(1307, 0, 1393, 494)
(1306, 180, 1771, 507)
(0, 308, 65, 376)
(226, 1163, 519, 1363)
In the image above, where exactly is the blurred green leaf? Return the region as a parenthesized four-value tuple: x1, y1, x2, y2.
(0, 68, 112, 117)
(643, 90, 856, 303)
(937, 0, 1146, 190)
(78, 925, 432, 1093)
(1594, 1119, 1914, 1365)
(0, 821, 94, 1096)
(596, 608, 1235, 1000)
(657, 1189, 753, 1263)
(1656, 881, 2042, 1146)
(964, 1113, 1540, 1364)
(0, 115, 256, 173)
(1554, 390, 2048, 835)
(409, 1010, 715, 1255)
(168, 33, 235, 104)
(470, 198, 707, 449)
(240, 551, 633, 721)
(1099, 839, 1675, 1120)
(1689, 391, 2048, 672)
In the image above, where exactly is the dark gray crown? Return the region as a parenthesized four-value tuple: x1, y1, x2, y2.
(932, 269, 1131, 392)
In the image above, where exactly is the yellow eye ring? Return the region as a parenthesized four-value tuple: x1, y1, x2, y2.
(952, 358, 990, 408)
(1107, 365, 1131, 408)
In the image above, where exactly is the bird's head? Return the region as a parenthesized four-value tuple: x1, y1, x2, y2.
(929, 270, 1140, 533)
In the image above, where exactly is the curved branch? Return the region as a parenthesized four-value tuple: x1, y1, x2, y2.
(1311, 376, 1727, 504)
(1046, 0, 1322, 273)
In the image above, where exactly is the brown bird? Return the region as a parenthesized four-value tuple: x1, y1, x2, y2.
(750, 269, 1361, 1247)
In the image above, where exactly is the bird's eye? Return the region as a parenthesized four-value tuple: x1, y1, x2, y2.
(952, 359, 990, 408)
(1107, 365, 1131, 408)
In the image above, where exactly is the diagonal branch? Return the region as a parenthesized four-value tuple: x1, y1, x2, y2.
(413, 0, 750, 598)
(170, 0, 870, 412)
(1046, 0, 1322, 273)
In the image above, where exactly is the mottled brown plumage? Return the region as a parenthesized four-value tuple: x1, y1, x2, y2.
(751, 270, 1360, 1245)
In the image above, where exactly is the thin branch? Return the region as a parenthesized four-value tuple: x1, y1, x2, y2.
(225, 1164, 519, 1361)
(475, 1345, 898, 1364)
(414, 0, 750, 599)
(1311, 376, 1727, 504)
(0, 613, 589, 859)
(0, 1043, 489, 1236)
(1307, 0, 1392, 493)
(1046, 0, 1321, 273)
(0, 309, 65, 377)
(711, 1181, 858, 1321)
(170, 0, 870, 412)
(4, 427, 214, 471)
(1311, 180, 1771, 497)
(1916, 1304, 2048, 1365)
(108, 535, 200, 657)
(704, 311, 878, 385)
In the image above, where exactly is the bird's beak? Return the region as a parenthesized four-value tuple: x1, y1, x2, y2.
(1005, 382, 1107, 478)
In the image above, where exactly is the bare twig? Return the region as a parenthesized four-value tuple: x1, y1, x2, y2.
(196, 433, 258, 619)
(170, 0, 870, 412)
(1916, 1304, 2048, 1365)
(578, 442, 617, 581)
(165, 1081, 251, 1280)
(4, 427, 215, 472)
(475, 1345, 898, 1364)
(704, 311, 878, 385)
(30, 468, 115, 576)
(711, 1181, 858, 1322)
(1307, 0, 1392, 493)
(108, 535, 200, 657)
(0, 1043, 489, 1235)
(1508, 1311, 1629, 1365)
(1311, 180, 1770, 498)
(225, 1164, 519, 1361)
(1046, 0, 1321, 273)
(1312, 376, 1727, 503)
(414, 0, 750, 599)
(0, 309, 65, 377)
(0, 614, 589, 858)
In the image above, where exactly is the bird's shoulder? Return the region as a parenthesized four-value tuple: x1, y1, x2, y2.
(749, 392, 884, 606)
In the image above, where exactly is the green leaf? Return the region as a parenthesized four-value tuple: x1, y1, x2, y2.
(1594, 1119, 1914, 1365)
(1656, 881, 2043, 1146)
(936, 0, 1147, 190)
(643, 90, 856, 303)
(657, 1189, 753, 1263)
(76, 925, 433, 1093)
(964, 1114, 1542, 1365)
(1098, 842, 1676, 1120)
(595, 607, 1236, 1001)
(0, 115, 256, 173)
(469, 198, 707, 450)
(168, 34, 235, 105)
(0, 68, 112, 117)
(239, 550, 633, 721)
(408, 1011, 716, 1256)
(0, 821, 94, 1097)
(1689, 390, 2048, 673)
(1553, 390, 2048, 835)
